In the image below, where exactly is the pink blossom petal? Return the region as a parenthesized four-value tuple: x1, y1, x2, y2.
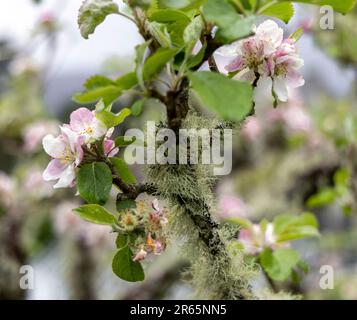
(43, 159, 68, 181)
(103, 139, 118, 157)
(225, 57, 245, 72)
(70, 108, 94, 132)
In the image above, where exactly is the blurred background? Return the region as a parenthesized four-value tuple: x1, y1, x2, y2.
(0, 0, 356, 299)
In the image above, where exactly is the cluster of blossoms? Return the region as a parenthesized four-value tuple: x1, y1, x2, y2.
(222, 20, 304, 107)
(237, 223, 288, 255)
(118, 198, 167, 262)
(42, 107, 117, 189)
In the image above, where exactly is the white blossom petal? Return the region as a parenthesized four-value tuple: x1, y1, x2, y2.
(53, 164, 76, 189)
(254, 76, 274, 108)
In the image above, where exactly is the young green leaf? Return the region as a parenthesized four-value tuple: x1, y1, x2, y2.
(74, 204, 117, 225)
(78, 0, 119, 39)
(73, 85, 122, 106)
(73, 72, 138, 106)
(131, 99, 145, 116)
(147, 22, 172, 48)
(202, 0, 255, 43)
(110, 157, 137, 184)
(189, 71, 253, 122)
(149, 8, 191, 23)
(135, 41, 151, 89)
(84, 75, 116, 90)
(260, 2, 294, 24)
(143, 48, 178, 81)
(289, 27, 304, 42)
(77, 162, 113, 205)
(112, 246, 145, 282)
(115, 72, 139, 90)
(184, 15, 204, 54)
(273, 213, 320, 242)
(95, 108, 131, 128)
(260, 248, 300, 282)
(115, 136, 137, 147)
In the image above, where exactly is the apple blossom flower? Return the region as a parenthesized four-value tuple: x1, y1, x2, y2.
(42, 126, 84, 189)
(238, 223, 289, 255)
(224, 20, 304, 108)
(67, 107, 107, 144)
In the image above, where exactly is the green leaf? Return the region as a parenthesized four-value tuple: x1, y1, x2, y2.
(289, 27, 304, 42)
(306, 188, 336, 208)
(334, 167, 350, 187)
(143, 48, 178, 81)
(112, 246, 145, 282)
(189, 71, 253, 122)
(77, 162, 113, 205)
(260, 2, 294, 24)
(110, 157, 137, 184)
(280, 0, 356, 14)
(273, 213, 320, 242)
(74, 204, 117, 225)
(116, 198, 137, 212)
(149, 8, 191, 23)
(202, 0, 255, 43)
(73, 85, 122, 106)
(184, 15, 203, 43)
(115, 136, 137, 147)
(184, 15, 204, 53)
(186, 42, 207, 68)
(95, 108, 131, 128)
(73, 72, 138, 106)
(135, 41, 151, 89)
(131, 99, 145, 116)
(84, 75, 116, 90)
(147, 21, 172, 48)
(260, 248, 300, 282)
(115, 72, 139, 89)
(116, 234, 129, 249)
(78, 0, 119, 39)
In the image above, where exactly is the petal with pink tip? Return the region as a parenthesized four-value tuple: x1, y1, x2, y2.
(103, 139, 119, 157)
(43, 159, 68, 181)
